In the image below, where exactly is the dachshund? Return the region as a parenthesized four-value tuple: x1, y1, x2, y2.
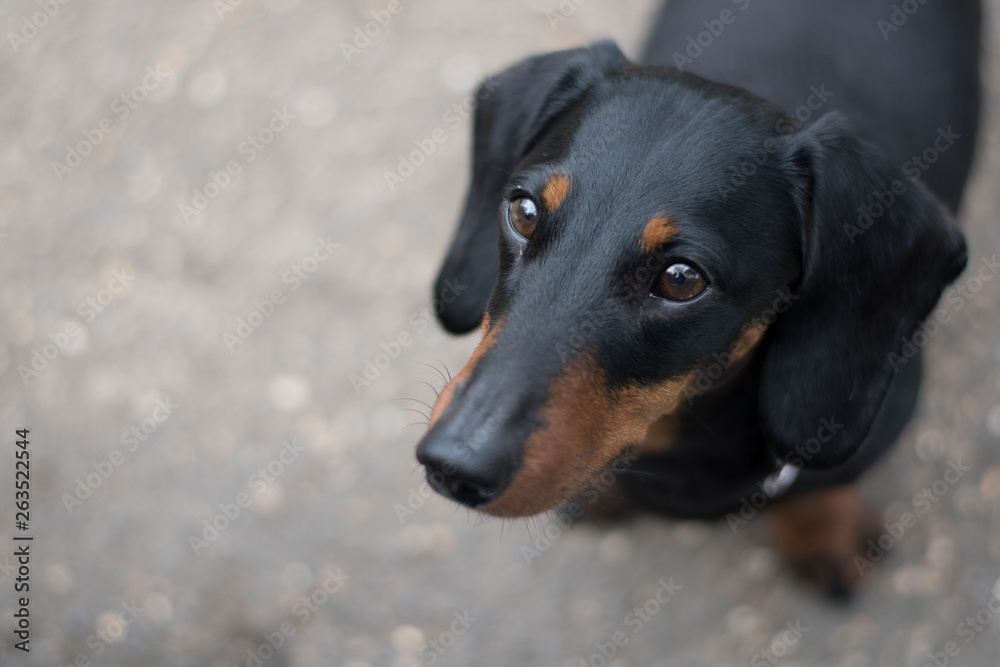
(416, 0, 981, 596)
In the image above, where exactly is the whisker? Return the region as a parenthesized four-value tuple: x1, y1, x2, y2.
(436, 360, 453, 383)
(411, 359, 449, 385)
(490, 165, 515, 179)
(394, 397, 435, 411)
(417, 381, 441, 398)
(403, 421, 429, 430)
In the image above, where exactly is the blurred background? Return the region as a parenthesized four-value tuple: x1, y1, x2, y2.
(1, 1, 999, 665)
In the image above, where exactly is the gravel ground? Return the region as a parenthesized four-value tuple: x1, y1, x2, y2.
(1, 1, 1000, 666)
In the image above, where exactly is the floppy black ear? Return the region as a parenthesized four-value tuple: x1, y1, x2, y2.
(760, 113, 967, 469)
(433, 40, 628, 333)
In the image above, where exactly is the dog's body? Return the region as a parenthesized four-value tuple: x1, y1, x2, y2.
(417, 1, 982, 594)
(645, 0, 981, 212)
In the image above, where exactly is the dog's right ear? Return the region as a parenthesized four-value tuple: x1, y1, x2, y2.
(433, 41, 628, 333)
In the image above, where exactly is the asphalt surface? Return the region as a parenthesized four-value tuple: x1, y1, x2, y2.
(1, 1, 1000, 666)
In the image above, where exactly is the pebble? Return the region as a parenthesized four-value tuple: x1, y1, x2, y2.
(673, 520, 711, 548)
(397, 522, 456, 558)
(724, 605, 764, 637)
(915, 429, 947, 463)
(980, 466, 1000, 504)
(892, 564, 945, 597)
(390, 624, 425, 654)
(268, 374, 312, 412)
(280, 562, 314, 592)
(143, 592, 175, 623)
(252, 483, 286, 516)
(741, 547, 778, 579)
(295, 87, 338, 128)
(95, 611, 129, 644)
(437, 53, 483, 95)
(987, 404, 1000, 438)
(598, 529, 632, 563)
(186, 67, 228, 109)
(44, 564, 75, 595)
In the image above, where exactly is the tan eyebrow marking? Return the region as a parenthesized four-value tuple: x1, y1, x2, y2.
(541, 174, 571, 212)
(640, 215, 679, 254)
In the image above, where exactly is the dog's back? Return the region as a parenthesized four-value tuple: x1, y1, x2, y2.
(644, 0, 981, 209)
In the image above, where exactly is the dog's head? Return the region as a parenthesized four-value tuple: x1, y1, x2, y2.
(416, 41, 966, 517)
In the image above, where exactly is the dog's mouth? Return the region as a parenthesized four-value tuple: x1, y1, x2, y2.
(417, 344, 698, 517)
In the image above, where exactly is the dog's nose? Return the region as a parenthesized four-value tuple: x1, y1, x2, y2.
(416, 434, 513, 509)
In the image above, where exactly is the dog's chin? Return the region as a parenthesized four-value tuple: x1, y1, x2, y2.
(477, 494, 568, 518)
(476, 494, 572, 519)
(476, 467, 601, 518)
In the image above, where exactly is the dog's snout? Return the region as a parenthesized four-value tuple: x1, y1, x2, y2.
(416, 433, 513, 509)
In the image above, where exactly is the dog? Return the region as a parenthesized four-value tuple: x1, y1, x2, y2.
(416, 0, 981, 596)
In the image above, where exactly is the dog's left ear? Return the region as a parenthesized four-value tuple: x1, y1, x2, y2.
(433, 41, 628, 333)
(759, 112, 967, 469)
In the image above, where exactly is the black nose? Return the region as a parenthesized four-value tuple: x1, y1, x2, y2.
(416, 434, 513, 509)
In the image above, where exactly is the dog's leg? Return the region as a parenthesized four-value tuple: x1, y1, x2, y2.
(766, 484, 878, 599)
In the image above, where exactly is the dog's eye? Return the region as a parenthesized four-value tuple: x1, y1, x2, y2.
(508, 197, 538, 238)
(654, 263, 707, 302)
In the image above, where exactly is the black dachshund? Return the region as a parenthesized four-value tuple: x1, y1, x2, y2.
(417, 0, 981, 595)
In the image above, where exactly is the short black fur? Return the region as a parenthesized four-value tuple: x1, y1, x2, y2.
(421, 0, 980, 518)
